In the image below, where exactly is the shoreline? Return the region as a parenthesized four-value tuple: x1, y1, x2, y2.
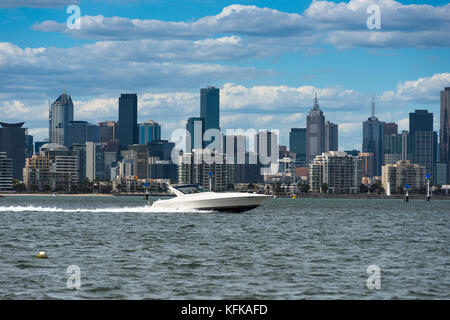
(1, 192, 449, 200)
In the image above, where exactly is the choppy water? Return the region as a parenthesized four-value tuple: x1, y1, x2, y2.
(0, 196, 448, 299)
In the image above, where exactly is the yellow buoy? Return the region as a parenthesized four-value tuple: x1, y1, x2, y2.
(36, 251, 48, 259)
(292, 195, 296, 199)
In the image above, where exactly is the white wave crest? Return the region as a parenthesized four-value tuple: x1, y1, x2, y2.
(0, 205, 210, 213)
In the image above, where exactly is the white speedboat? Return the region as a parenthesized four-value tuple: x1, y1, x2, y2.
(150, 184, 271, 213)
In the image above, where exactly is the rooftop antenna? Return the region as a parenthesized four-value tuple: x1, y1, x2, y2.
(371, 94, 375, 117)
(313, 92, 319, 109)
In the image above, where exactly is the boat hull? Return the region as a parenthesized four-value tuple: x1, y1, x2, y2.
(151, 192, 270, 213)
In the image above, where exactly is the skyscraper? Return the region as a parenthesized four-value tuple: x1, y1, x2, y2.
(409, 109, 437, 180)
(99, 121, 118, 144)
(325, 121, 338, 152)
(289, 128, 307, 166)
(200, 86, 220, 148)
(306, 94, 325, 164)
(86, 142, 105, 181)
(0, 122, 26, 179)
(25, 134, 34, 158)
(66, 121, 100, 147)
(186, 117, 204, 152)
(409, 110, 433, 135)
(255, 130, 278, 164)
(121, 144, 149, 179)
(384, 122, 398, 136)
(148, 139, 175, 161)
(440, 87, 450, 183)
(362, 100, 384, 177)
(200, 86, 220, 133)
(139, 120, 161, 145)
(118, 93, 138, 148)
(49, 92, 74, 146)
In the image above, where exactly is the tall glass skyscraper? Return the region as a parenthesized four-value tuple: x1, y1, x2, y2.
(410, 109, 437, 180)
(118, 94, 138, 148)
(289, 128, 307, 166)
(186, 117, 203, 152)
(362, 101, 384, 177)
(0, 122, 26, 179)
(139, 120, 161, 145)
(66, 121, 100, 147)
(440, 87, 450, 183)
(49, 92, 74, 146)
(200, 87, 220, 148)
(325, 121, 338, 152)
(200, 87, 220, 132)
(409, 109, 433, 135)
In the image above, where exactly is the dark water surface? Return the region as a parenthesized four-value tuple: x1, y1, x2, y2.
(0, 196, 448, 299)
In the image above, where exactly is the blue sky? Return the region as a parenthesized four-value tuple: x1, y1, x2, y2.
(0, 0, 449, 150)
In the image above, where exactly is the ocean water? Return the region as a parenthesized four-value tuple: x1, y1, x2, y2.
(0, 195, 448, 299)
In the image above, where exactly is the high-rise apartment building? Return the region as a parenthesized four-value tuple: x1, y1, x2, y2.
(358, 152, 374, 178)
(178, 150, 234, 192)
(309, 151, 362, 194)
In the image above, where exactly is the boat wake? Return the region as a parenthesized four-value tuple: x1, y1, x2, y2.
(0, 205, 211, 214)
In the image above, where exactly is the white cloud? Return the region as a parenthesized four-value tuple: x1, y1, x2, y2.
(0, 0, 78, 8)
(0, 100, 48, 120)
(380, 73, 450, 104)
(0, 41, 272, 98)
(32, 1, 450, 49)
(28, 128, 48, 141)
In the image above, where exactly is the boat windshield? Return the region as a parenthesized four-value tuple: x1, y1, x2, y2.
(175, 185, 208, 194)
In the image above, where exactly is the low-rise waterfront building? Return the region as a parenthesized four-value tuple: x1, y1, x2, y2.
(23, 143, 78, 191)
(381, 160, 426, 193)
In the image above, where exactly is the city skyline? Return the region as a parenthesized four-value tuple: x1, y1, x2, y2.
(0, 0, 449, 151)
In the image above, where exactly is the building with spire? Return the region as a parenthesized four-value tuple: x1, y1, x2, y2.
(306, 93, 325, 164)
(362, 97, 384, 177)
(49, 91, 74, 146)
